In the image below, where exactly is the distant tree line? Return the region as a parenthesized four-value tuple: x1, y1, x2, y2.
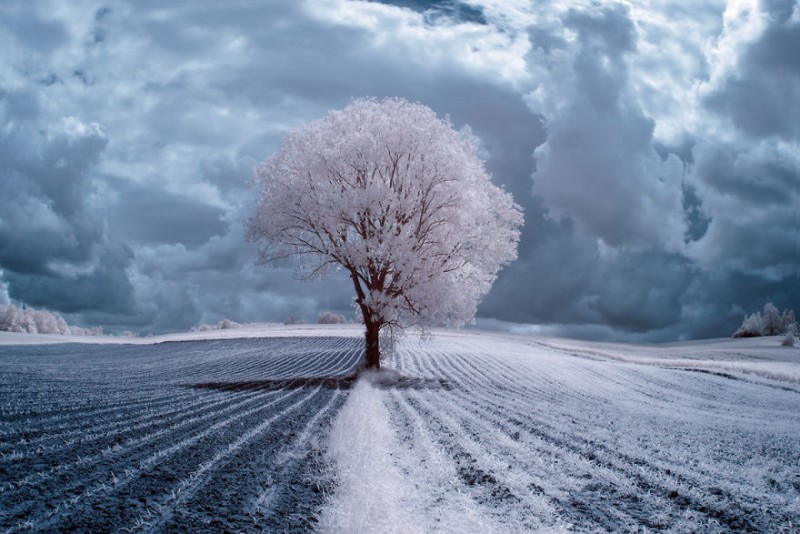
(0, 304, 103, 336)
(192, 312, 350, 331)
(733, 302, 798, 339)
(316, 311, 349, 325)
(191, 318, 243, 332)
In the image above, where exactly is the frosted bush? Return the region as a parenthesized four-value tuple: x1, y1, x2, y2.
(733, 312, 763, 338)
(317, 311, 348, 325)
(191, 319, 241, 332)
(783, 309, 798, 334)
(733, 302, 799, 338)
(762, 303, 783, 335)
(0, 304, 101, 336)
(782, 332, 795, 347)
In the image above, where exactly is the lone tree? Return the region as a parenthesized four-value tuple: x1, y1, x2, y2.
(247, 98, 522, 369)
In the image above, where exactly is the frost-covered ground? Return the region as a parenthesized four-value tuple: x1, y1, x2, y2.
(323, 331, 800, 532)
(0, 336, 362, 532)
(1, 328, 799, 532)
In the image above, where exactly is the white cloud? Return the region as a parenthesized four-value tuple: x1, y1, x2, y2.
(310, 0, 532, 90)
(526, 3, 686, 249)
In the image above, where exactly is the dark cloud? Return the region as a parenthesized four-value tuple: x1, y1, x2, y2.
(705, 0, 800, 139)
(589, 249, 693, 333)
(0, 88, 106, 276)
(681, 183, 711, 244)
(677, 270, 800, 340)
(687, 140, 799, 277)
(480, 215, 695, 336)
(5, 241, 135, 315)
(480, 215, 600, 327)
(106, 179, 227, 247)
(0, 83, 138, 323)
(368, 0, 488, 25)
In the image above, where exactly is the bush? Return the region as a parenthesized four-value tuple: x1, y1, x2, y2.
(733, 303, 799, 338)
(317, 311, 348, 325)
(732, 312, 763, 338)
(0, 304, 102, 336)
(762, 303, 784, 335)
(781, 332, 795, 347)
(191, 319, 241, 332)
(783, 309, 798, 334)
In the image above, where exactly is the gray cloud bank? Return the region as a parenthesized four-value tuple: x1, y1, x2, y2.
(0, 0, 797, 339)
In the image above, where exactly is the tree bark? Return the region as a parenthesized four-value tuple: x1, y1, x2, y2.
(364, 320, 381, 370)
(348, 268, 382, 370)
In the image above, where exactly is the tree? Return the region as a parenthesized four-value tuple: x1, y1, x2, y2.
(248, 98, 522, 369)
(762, 302, 783, 335)
(732, 311, 763, 338)
(732, 303, 799, 338)
(782, 308, 798, 334)
(318, 311, 348, 325)
(0, 303, 102, 336)
(782, 331, 795, 347)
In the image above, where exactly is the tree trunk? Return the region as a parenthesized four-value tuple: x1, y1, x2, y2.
(348, 269, 381, 370)
(364, 320, 381, 370)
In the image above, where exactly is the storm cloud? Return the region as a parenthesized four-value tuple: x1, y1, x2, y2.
(0, 0, 797, 338)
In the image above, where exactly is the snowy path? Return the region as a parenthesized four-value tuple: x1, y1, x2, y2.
(0, 337, 361, 532)
(323, 333, 800, 532)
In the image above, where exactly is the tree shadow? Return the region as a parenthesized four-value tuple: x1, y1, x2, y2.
(190, 375, 358, 392)
(188, 373, 451, 392)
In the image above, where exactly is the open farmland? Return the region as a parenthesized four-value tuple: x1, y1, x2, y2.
(0, 337, 362, 532)
(1, 330, 799, 532)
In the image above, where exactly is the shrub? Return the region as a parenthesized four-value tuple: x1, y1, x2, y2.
(317, 311, 348, 325)
(781, 332, 795, 347)
(284, 315, 306, 325)
(733, 303, 799, 338)
(762, 303, 784, 336)
(0, 304, 101, 336)
(192, 319, 241, 332)
(782, 309, 798, 334)
(732, 312, 763, 338)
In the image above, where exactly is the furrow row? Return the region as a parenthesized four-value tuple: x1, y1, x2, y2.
(3, 388, 299, 531)
(0, 389, 264, 493)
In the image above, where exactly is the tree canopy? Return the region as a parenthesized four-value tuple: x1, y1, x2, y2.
(248, 98, 522, 368)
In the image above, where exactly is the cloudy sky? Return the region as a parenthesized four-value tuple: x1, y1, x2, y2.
(1, 0, 798, 339)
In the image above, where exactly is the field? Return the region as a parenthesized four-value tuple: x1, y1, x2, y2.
(1, 328, 799, 532)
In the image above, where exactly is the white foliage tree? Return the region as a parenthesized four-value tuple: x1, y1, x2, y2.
(733, 311, 763, 338)
(762, 302, 783, 336)
(317, 311, 348, 325)
(0, 305, 21, 332)
(248, 98, 522, 369)
(0, 304, 101, 336)
(192, 319, 242, 332)
(733, 302, 799, 338)
(782, 308, 798, 334)
(782, 331, 795, 347)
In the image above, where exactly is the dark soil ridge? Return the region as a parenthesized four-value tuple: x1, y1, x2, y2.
(190, 373, 452, 392)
